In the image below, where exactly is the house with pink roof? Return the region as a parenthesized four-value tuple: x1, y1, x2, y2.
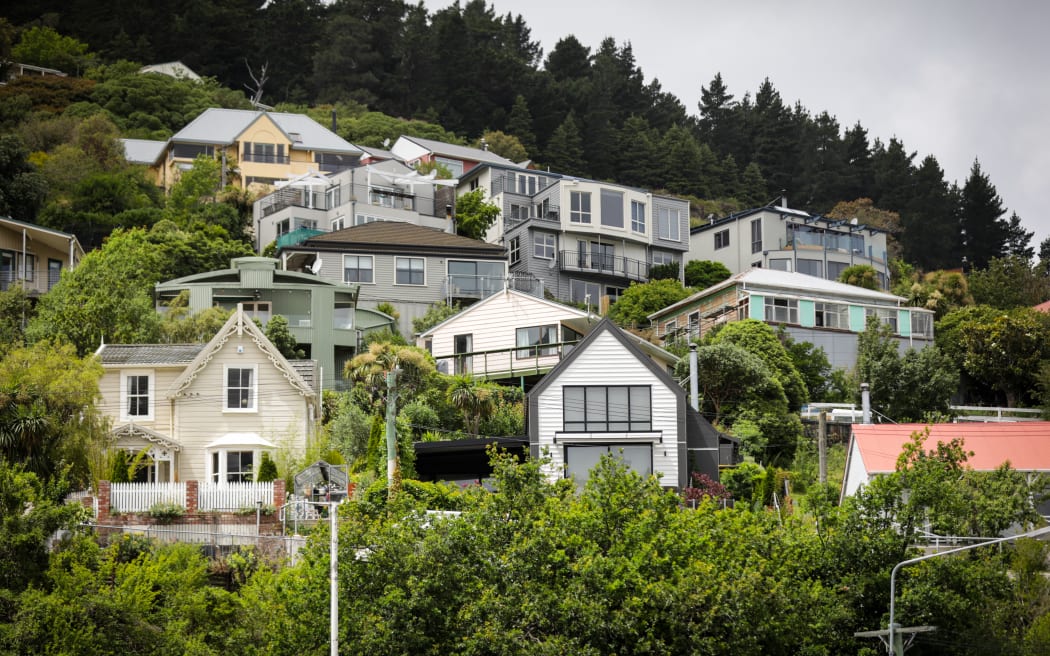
(841, 422, 1050, 503)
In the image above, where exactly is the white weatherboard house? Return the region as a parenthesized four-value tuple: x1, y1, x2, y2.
(96, 307, 320, 484)
(528, 318, 726, 490)
(416, 288, 590, 380)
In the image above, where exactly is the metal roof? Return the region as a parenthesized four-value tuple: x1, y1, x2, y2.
(121, 138, 167, 165)
(398, 135, 517, 166)
(171, 108, 361, 154)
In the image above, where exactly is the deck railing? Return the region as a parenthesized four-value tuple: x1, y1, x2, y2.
(110, 482, 186, 513)
(198, 481, 274, 511)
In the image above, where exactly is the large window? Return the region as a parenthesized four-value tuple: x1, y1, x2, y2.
(225, 366, 256, 411)
(600, 189, 624, 228)
(796, 258, 823, 278)
(212, 451, 254, 483)
(631, 200, 646, 233)
(563, 386, 652, 432)
(866, 307, 898, 333)
(344, 255, 374, 283)
(657, 207, 681, 241)
(241, 302, 271, 325)
(912, 311, 934, 338)
(827, 260, 848, 281)
(570, 279, 601, 305)
(516, 325, 558, 358)
(815, 302, 848, 329)
(448, 260, 504, 296)
(714, 229, 730, 249)
(565, 444, 652, 489)
(242, 142, 287, 164)
(122, 372, 153, 421)
(570, 191, 591, 224)
(534, 233, 555, 259)
(765, 297, 799, 324)
(395, 257, 425, 285)
(751, 218, 763, 253)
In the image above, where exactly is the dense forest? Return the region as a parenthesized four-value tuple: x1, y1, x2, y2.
(1, 0, 1042, 273)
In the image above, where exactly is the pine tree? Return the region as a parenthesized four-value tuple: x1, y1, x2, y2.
(960, 159, 1009, 270)
(543, 112, 586, 176)
(871, 138, 915, 213)
(698, 72, 743, 160)
(841, 122, 875, 201)
(903, 155, 960, 270)
(1003, 211, 1034, 261)
(505, 95, 537, 156)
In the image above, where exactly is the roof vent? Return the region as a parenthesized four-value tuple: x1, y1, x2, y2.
(289, 132, 302, 144)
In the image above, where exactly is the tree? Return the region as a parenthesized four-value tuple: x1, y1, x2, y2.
(412, 302, 461, 335)
(504, 94, 536, 155)
(167, 154, 221, 216)
(968, 256, 1050, 309)
(264, 315, 303, 359)
(12, 26, 93, 74)
(705, 319, 807, 412)
(256, 451, 279, 482)
(903, 155, 960, 270)
(344, 341, 436, 412)
(607, 278, 690, 328)
(1004, 211, 1035, 261)
(476, 130, 527, 163)
(960, 159, 1010, 270)
(543, 111, 585, 175)
(445, 375, 499, 437)
(956, 307, 1050, 407)
(454, 188, 500, 240)
(683, 260, 731, 289)
(688, 342, 781, 427)
(838, 264, 880, 290)
(0, 134, 48, 222)
(778, 329, 837, 402)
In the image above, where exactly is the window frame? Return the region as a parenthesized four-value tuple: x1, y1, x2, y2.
(509, 236, 521, 265)
(223, 365, 258, 413)
(631, 200, 646, 233)
(751, 218, 763, 253)
(120, 370, 154, 422)
(516, 324, 558, 359)
(343, 254, 375, 284)
(764, 297, 799, 324)
(570, 191, 592, 224)
(714, 229, 730, 250)
(562, 385, 652, 432)
(395, 256, 426, 286)
(534, 233, 556, 260)
(657, 207, 681, 241)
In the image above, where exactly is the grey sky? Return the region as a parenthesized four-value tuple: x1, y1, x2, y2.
(427, 0, 1050, 250)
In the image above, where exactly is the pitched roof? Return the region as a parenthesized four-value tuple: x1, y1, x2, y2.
(171, 108, 361, 154)
(300, 221, 506, 257)
(96, 344, 207, 366)
(398, 135, 517, 166)
(850, 422, 1050, 474)
(649, 268, 906, 320)
(1034, 300, 1050, 313)
(121, 138, 167, 165)
(416, 289, 589, 338)
(691, 204, 886, 235)
(0, 216, 84, 259)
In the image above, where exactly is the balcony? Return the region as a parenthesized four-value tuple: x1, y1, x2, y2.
(242, 152, 291, 164)
(558, 250, 649, 283)
(442, 275, 507, 302)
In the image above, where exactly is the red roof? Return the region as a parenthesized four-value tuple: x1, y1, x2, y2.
(1034, 300, 1050, 313)
(851, 422, 1050, 473)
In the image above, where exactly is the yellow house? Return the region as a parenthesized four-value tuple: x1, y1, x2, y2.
(127, 108, 363, 192)
(0, 217, 83, 294)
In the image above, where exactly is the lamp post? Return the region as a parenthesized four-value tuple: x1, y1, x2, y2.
(330, 500, 338, 656)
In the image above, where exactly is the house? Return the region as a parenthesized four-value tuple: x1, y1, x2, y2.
(277, 222, 508, 337)
(689, 202, 891, 289)
(0, 217, 84, 294)
(647, 268, 935, 369)
(139, 61, 202, 81)
(154, 256, 394, 391)
(841, 422, 1050, 507)
(134, 108, 362, 192)
(252, 160, 457, 252)
(390, 135, 518, 178)
(416, 288, 590, 381)
(527, 318, 733, 491)
(458, 163, 691, 308)
(96, 306, 320, 484)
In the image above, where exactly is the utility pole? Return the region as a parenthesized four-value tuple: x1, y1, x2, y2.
(818, 409, 827, 485)
(385, 369, 401, 488)
(329, 499, 338, 656)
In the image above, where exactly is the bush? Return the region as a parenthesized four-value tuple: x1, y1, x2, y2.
(147, 501, 185, 523)
(256, 452, 278, 483)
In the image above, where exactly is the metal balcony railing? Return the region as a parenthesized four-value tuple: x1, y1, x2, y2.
(558, 250, 650, 282)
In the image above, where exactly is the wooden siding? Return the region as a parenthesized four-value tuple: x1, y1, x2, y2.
(533, 330, 682, 487)
(171, 332, 312, 482)
(100, 366, 185, 435)
(651, 195, 690, 251)
(422, 292, 587, 376)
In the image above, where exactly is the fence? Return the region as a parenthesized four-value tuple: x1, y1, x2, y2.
(199, 481, 274, 511)
(88, 523, 308, 560)
(110, 482, 187, 513)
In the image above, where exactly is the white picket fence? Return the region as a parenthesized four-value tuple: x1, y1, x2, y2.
(110, 482, 186, 513)
(198, 481, 274, 511)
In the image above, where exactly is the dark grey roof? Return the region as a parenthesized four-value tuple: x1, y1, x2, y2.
(301, 221, 506, 257)
(288, 359, 318, 393)
(97, 344, 207, 366)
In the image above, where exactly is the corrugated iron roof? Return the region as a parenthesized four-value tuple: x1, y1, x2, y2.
(852, 422, 1050, 473)
(172, 108, 360, 154)
(97, 344, 207, 366)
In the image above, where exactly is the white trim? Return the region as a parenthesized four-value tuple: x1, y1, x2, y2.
(119, 369, 155, 422)
(394, 256, 426, 286)
(223, 364, 258, 412)
(343, 253, 375, 284)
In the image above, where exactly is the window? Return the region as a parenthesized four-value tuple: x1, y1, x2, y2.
(570, 191, 591, 223)
(396, 257, 425, 285)
(687, 312, 700, 338)
(912, 311, 934, 338)
(565, 444, 652, 489)
(600, 189, 624, 228)
(344, 255, 374, 283)
(796, 259, 823, 278)
(534, 233, 555, 259)
(570, 279, 601, 305)
(212, 451, 254, 483)
(769, 258, 792, 272)
(657, 207, 681, 241)
(47, 259, 62, 290)
(765, 297, 799, 324)
(241, 302, 271, 325)
(509, 203, 527, 220)
(714, 229, 730, 250)
(225, 366, 256, 411)
(326, 185, 342, 208)
(172, 144, 214, 159)
(516, 325, 558, 358)
(20, 254, 35, 281)
(866, 307, 898, 333)
(469, 178, 479, 191)
(435, 156, 464, 177)
(590, 242, 615, 271)
(815, 302, 848, 329)
(448, 260, 504, 296)
(664, 319, 677, 335)
(331, 216, 346, 231)
(651, 251, 675, 267)
(243, 142, 287, 164)
(751, 218, 763, 253)
(509, 237, 520, 265)
(827, 260, 847, 282)
(631, 201, 646, 233)
(354, 214, 384, 226)
(563, 386, 652, 432)
(122, 372, 153, 421)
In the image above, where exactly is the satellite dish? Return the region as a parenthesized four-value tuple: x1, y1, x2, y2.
(310, 258, 323, 275)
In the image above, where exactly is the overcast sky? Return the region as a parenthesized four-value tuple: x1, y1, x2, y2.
(426, 0, 1050, 250)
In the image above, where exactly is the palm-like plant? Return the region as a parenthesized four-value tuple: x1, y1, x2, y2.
(446, 375, 498, 437)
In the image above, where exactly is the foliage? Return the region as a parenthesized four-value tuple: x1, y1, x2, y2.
(646, 261, 679, 281)
(827, 198, 903, 260)
(454, 188, 501, 240)
(968, 255, 1050, 309)
(147, 501, 185, 523)
(892, 262, 973, 319)
(778, 328, 836, 402)
(159, 293, 232, 343)
(683, 259, 731, 289)
(445, 375, 501, 437)
(608, 278, 690, 327)
(263, 315, 303, 359)
(412, 302, 461, 335)
(326, 393, 372, 471)
(0, 285, 33, 353)
(256, 452, 278, 483)
(0, 134, 48, 222)
(855, 317, 959, 421)
(705, 319, 807, 412)
(682, 471, 731, 504)
(12, 26, 93, 74)
(167, 154, 221, 216)
(954, 306, 1050, 407)
(838, 263, 880, 290)
(109, 449, 130, 483)
(345, 341, 436, 411)
(476, 130, 528, 162)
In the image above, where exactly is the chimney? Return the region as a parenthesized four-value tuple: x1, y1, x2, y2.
(780, 194, 788, 208)
(861, 382, 871, 424)
(689, 344, 699, 411)
(446, 204, 455, 235)
(331, 109, 337, 132)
